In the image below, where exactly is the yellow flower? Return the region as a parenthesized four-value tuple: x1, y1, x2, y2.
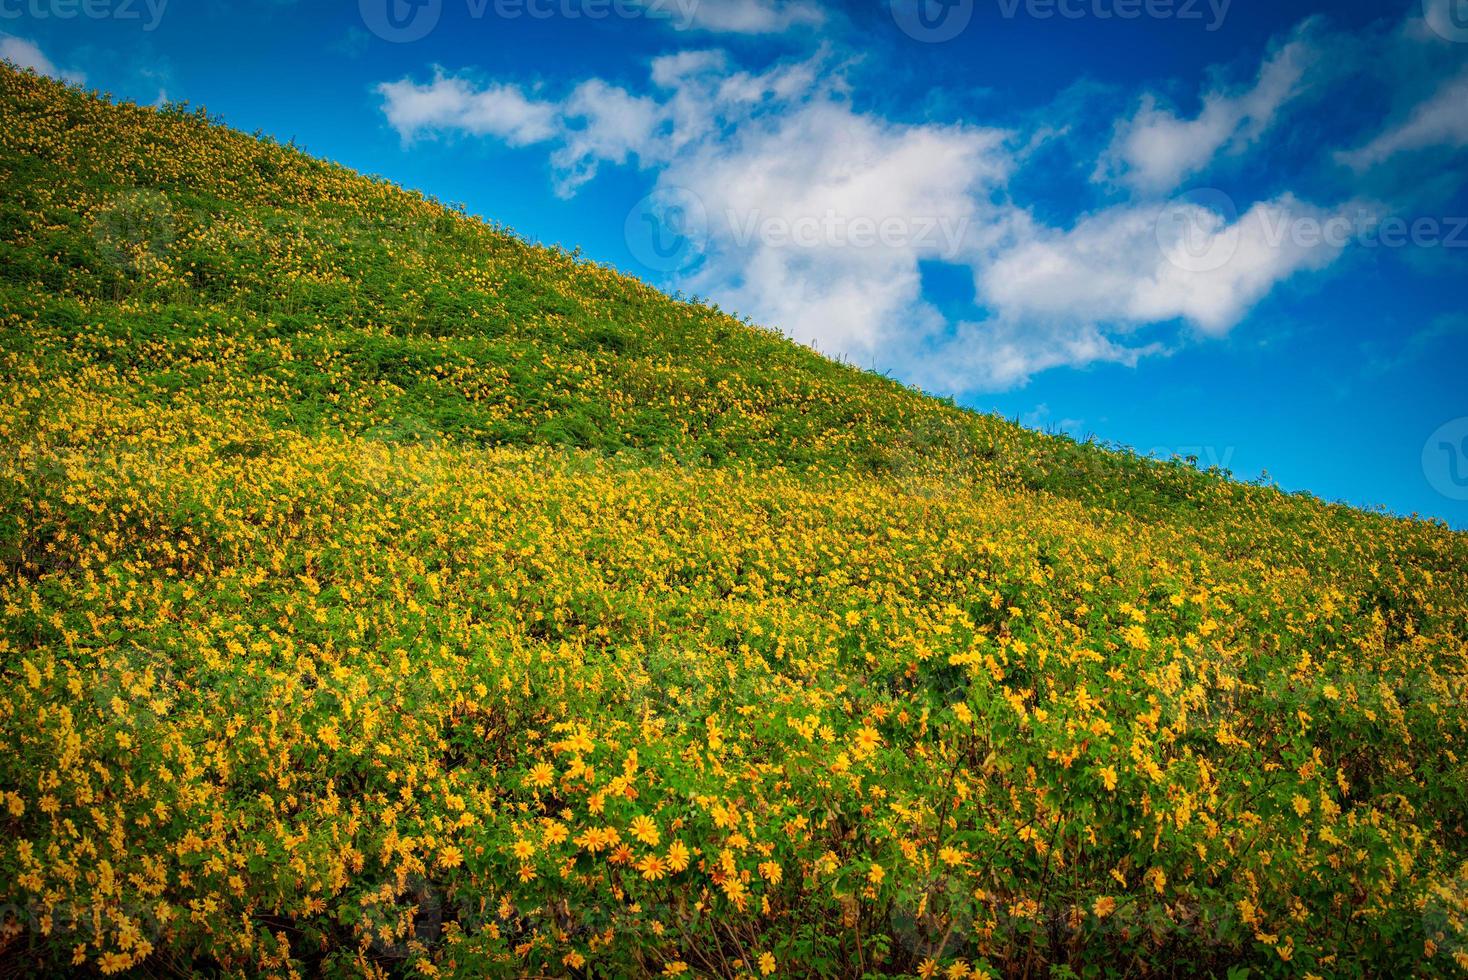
(853, 725, 880, 756)
(637, 854, 668, 880)
(666, 840, 691, 872)
(438, 845, 464, 870)
(1292, 794, 1311, 817)
(527, 762, 555, 789)
(630, 814, 661, 846)
(939, 846, 967, 867)
(759, 951, 777, 975)
(1093, 896, 1116, 918)
(867, 862, 885, 885)
(1100, 766, 1118, 792)
(512, 839, 536, 860)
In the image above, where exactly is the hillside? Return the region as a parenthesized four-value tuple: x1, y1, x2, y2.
(2, 63, 1467, 978)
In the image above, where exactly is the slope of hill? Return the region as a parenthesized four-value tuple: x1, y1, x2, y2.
(2, 64, 1467, 978)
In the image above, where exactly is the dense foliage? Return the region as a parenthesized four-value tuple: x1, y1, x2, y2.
(2, 65, 1466, 978)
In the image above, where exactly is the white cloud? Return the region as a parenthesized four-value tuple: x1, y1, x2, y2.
(1096, 28, 1317, 193)
(0, 35, 85, 86)
(552, 80, 669, 195)
(377, 71, 678, 196)
(906, 194, 1349, 391)
(917, 320, 1160, 394)
(981, 195, 1345, 337)
(376, 72, 558, 146)
(662, 94, 1014, 357)
(1338, 68, 1468, 170)
(650, 49, 728, 88)
(674, 0, 825, 34)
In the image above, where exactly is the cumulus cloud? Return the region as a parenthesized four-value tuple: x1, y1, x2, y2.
(650, 49, 728, 87)
(982, 195, 1346, 337)
(378, 70, 684, 196)
(1096, 28, 1318, 193)
(916, 320, 1161, 394)
(907, 194, 1349, 391)
(1338, 67, 1468, 170)
(664, 95, 1014, 357)
(0, 34, 85, 86)
(552, 80, 669, 194)
(673, 0, 825, 34)
(377, 72, 558, 146)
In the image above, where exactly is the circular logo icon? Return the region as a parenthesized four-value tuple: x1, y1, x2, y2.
(360, 0, 443, 43)
(891, 0, 975, 42)
(1423, 869, 1468, 960)
(92, 189, 175, 273)
(1156, 188, 1240, 273)
(89, 643, 179, 743)
(1423, 417, 1468, 502)
(357, 414, 445, 500)
(1424, 0, 1468, 43)
(624, 186, 708, 276)
(888, 876, 976, 965)
(363, 874, 443, 960)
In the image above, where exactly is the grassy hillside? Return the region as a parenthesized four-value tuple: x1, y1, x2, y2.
(2, 63, 1467, 978)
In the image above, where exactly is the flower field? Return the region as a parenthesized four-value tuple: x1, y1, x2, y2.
(2, 64, 1467, 978)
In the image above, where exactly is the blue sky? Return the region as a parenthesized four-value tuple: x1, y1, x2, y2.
(4, 0, 1467, 525)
